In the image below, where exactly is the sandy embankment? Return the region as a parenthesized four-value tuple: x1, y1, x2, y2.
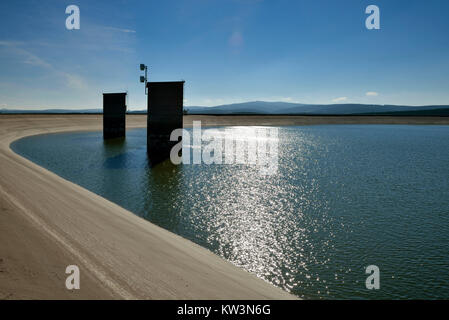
(1, 114, 448, 300)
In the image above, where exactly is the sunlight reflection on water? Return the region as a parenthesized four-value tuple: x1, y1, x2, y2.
(11, 125, 449, 299)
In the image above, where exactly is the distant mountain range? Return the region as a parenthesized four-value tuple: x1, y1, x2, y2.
(2, 101, 449, 116)
(185, 101, 449, 116)
(0, 108, 102, 114)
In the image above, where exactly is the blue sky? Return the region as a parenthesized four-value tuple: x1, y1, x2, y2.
(0, 0, 449, 110)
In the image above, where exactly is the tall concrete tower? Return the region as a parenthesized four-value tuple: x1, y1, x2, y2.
(103, 92, 127, 139)
(146, 81, 184, 164)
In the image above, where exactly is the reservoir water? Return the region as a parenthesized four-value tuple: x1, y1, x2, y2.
(11, 125, 449, 299)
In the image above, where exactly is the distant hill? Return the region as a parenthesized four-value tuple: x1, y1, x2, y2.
(0, 108, 145, 114)
(358, 107, 449, 116)
(0, 108, 102, 114)
(2, 102, 449, 116)
(185, 102, 449, 116)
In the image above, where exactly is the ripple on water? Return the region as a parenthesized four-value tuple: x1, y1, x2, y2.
(11, 125, 449, 299)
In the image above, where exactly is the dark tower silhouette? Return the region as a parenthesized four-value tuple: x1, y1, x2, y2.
(147, 81, 184, 165)
(103, 93, 127, 139)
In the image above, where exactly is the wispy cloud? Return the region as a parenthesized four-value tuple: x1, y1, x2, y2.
(263, 96, 300, 103)
(63, 73, 88, 90)
(332, 97, 348, 103)
(366, 91, 379, 96)
(0, 40, 23, 46)
(22, 53, 53, 68)
(203, 98, 226, 106)
(0, 40, 52, 68)
(229, 31, 244, 47)
(0, 40, 87, 90)
(102, 26, 136, 33)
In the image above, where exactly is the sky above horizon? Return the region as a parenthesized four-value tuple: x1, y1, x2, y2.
(1, 0, 449, 110)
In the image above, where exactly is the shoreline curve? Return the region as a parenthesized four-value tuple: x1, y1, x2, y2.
(0, 114, 297, 300)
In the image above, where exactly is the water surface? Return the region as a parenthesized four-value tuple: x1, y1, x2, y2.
(11, 125, 449, 299)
